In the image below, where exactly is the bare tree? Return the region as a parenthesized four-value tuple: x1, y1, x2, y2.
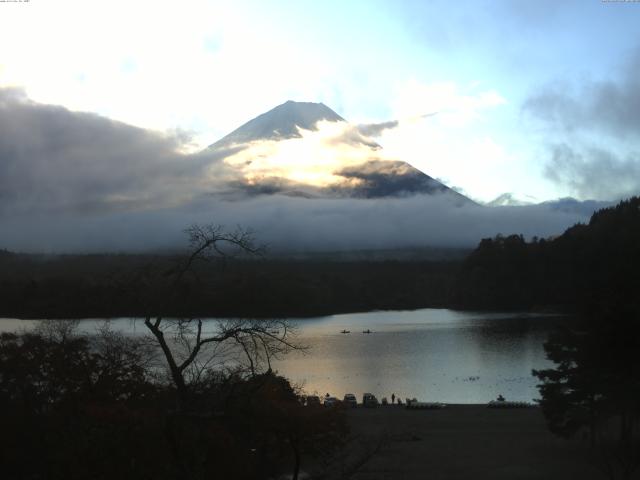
(34, 318, 80, 344)
(142, 224, 302, 410)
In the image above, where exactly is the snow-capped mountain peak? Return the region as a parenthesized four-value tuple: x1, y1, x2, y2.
(486, 193, 538, 207)
(206, 101, 473, 203)
(209, 100, 345, 149)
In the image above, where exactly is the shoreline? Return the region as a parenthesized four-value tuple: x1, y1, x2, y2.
(0, 306, 569, 322)
(341, 404, 601, 480)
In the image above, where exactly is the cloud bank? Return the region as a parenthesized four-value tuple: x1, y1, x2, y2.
(544, 144, 640, 201)
(524, 48, 640, 200)
(0, 88, 602, 253)
(0, 88, 237, 215)
(524, 50, 640, 139)
(0, 194, 595, 253)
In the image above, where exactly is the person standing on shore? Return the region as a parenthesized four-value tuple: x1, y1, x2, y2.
(391, 393, 396, 404)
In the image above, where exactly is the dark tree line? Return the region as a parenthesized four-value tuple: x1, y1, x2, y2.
(0, 252, 459, 319)
(453, 196, 640, 314)
(452, 196, 640, 479)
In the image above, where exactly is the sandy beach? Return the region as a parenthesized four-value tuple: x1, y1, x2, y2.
(331, 405, 604, 480)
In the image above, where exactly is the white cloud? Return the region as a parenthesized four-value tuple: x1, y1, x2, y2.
(372, 79, 543, 202)
(390, 79, 506, 127)
(0, 0, 338, 142)
(219, 120, 381, 188)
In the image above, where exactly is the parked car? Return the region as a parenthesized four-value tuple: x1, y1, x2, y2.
(324, 396, 338, 407)
(343, 393, 358, 408)
(306, 395, 321, 407)
(362, 393, 379, 408)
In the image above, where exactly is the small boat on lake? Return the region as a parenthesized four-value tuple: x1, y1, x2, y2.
(340, 329, 350, 334)
(362, 329, 372, 334)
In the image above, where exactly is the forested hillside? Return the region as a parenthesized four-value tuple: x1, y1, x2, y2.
(0, 251, 459, 318)
(453, 197, 640, 314)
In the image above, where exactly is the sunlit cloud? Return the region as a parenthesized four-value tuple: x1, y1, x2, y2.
(358, 79, 536, 203)
(218, 120, 384, 189)
(390, 79, 506, 128)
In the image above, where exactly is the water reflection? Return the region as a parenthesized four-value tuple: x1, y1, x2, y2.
(0, 309, 567, 403)
(274, 309, 564, 403)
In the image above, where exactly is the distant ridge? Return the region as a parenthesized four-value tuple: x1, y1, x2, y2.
(486, 193, 612, 214)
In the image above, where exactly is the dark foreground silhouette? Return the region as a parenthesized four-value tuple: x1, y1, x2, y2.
(0, 325, 347, 480)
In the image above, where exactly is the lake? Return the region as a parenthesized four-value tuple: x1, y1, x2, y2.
(0, 309, 566, 403)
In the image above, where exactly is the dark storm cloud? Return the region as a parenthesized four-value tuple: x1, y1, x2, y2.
(0, 87, 236, 214)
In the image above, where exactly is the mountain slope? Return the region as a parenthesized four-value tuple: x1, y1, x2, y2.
(208, 100, 474, 203)
(209, 100, 344, 149)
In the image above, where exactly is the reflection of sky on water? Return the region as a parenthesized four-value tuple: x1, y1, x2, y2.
(0, 309, 566, 403)
(278, 309, 563, 403)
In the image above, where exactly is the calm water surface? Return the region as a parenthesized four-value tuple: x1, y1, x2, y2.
(0, 309, 566, 403)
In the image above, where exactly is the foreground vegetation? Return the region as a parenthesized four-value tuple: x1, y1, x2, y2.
(1, 227, 355, 480)
(0, 321, 347, 480)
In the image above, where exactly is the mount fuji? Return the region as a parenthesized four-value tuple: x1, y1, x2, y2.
(207, 100, 473, 203)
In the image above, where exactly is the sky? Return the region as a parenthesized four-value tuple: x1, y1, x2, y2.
(0, 0, 639, 252)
